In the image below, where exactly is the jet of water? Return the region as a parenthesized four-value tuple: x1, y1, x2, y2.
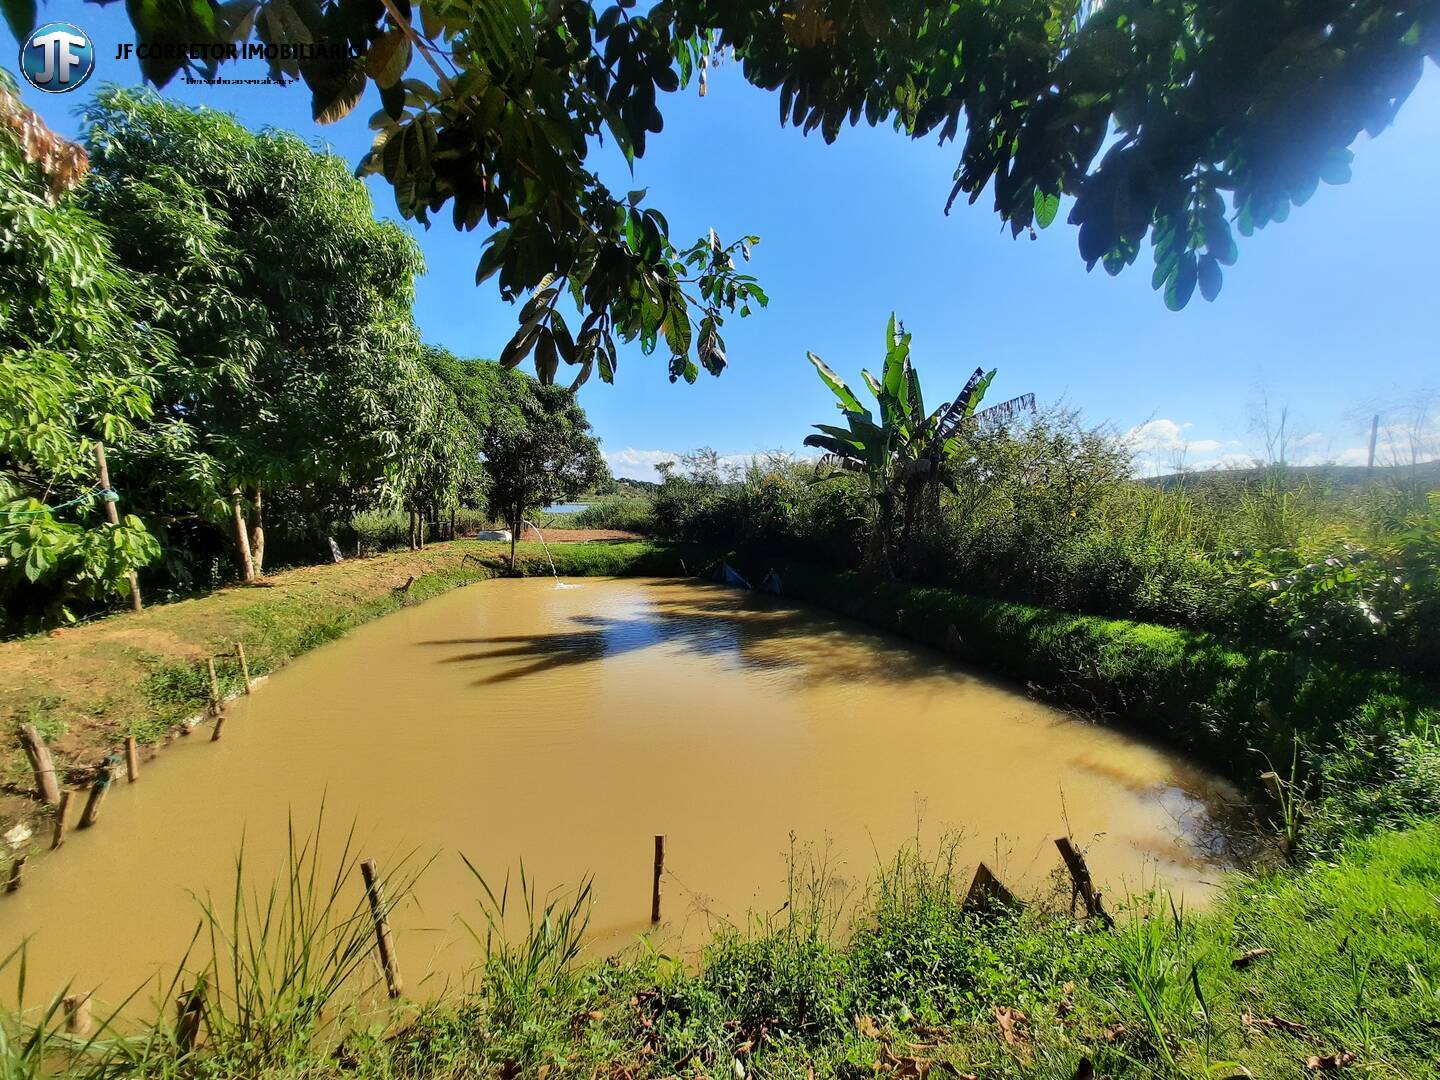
(521, 519, 581, 589)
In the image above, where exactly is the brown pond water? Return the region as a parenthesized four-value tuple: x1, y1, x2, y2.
(2, 577, 1244, 1006)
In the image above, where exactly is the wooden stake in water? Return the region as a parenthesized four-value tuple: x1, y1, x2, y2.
(18, 724, 60, 806)
(360, 859, 403, 998)
(207, 657, 221, 714)
(6, 856, 25, 893)
(176, 987, 203, 1051)
(63, 993, 92, 1037)
(651, 835, 666, 923)
(124, 736, 139, 782)
(1055, 837, 1113, 928)
(234, 641, 251, 693)
(79, 764, 112, 829)
(51, 789, 73, 849)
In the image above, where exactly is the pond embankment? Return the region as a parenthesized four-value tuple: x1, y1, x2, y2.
(4, 539, 1434, 837)
(0, 541, 686, 833)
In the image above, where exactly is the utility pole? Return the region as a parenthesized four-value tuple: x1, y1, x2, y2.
(1366, 412, 1380, 473)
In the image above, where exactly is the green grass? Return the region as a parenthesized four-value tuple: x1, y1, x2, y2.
(571, 495, 656, 533)
(756, 558, 1439, 779)
(4, 823, 1436, 1078)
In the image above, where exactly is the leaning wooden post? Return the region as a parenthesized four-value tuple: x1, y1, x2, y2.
(94, 442, 142, 613)
(78, 763, 113, 829)
(62, 993, 92, 1037)
(51, 789, 73, 849)
(234, 641, 251, 693)
(6, 856, 26, 893)
(208, 657, 226, 741)
(651, 835, 666, 924)
(18, 724, 61, 806)
(1055, 837, 1113, 928)
(124, 737, 140, 782)
(175, 987, 203, 1052)
(359, 859, 402, 998)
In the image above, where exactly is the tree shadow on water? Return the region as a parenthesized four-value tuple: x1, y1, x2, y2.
(415, 593, 944, 688)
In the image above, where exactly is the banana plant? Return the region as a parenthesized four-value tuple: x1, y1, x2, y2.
(803, 314, 1034, 574)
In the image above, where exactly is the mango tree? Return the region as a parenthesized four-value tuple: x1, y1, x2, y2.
(481, 370, 604, 569)
(79, 89, 431, 582)
(804, 315, 1033, 575)
(0, 80, 163, 627)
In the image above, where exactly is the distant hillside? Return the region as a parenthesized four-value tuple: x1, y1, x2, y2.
(1143, 459, 1440, 492)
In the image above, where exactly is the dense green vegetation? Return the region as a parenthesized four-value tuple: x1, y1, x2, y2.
(20, 0, 1429, 399)
(600, 320, 1440, 678)
(0, 87, 603, 631)
(2, 2, 1439, 1073)
(4, 814, 1437, 1079)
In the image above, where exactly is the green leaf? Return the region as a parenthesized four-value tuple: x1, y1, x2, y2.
(807, 352, 865, 414)
(1034, 189, 1060, 229)
(366, 28, 410, 88)
(1, 0, 36, 40)
(313, 62, 368, 125)
(1198, 253, 1222, 302)
(1165, 252, 1198, 311)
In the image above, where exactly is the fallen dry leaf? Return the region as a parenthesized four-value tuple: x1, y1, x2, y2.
(993, 1006, 1030, 1053)
(1232, 947, 1274, 969)
(1103, 1022, 1127, 1043)
(856, 1014, 883, 1039)
(1242, 1012, 1313, 1039)
(1305, 1051, 1358, 1071)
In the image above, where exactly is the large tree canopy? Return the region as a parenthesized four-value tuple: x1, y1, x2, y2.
(0, 78, 163, 624)
(79, 87, 433, 577)
(10, 0, 1432, 385)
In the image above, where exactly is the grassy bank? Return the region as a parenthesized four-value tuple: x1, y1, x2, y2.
(0, 540, 684, 832)
(6, 820, 1437, 1078)
(1, 542, 1437, 1077)
(727, 557, 1439, 783)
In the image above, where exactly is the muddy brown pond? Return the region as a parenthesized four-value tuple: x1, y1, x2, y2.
(3, 577, 1245, 1005)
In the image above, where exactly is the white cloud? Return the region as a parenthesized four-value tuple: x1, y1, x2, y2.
(1123, 419, 1236, 474)
(604, 448, 681, 482)
(604, 447, 817, 483)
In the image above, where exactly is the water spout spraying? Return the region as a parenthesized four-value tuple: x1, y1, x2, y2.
(522, 519, 581, 589)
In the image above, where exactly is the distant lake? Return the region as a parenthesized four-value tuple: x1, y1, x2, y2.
(543, 502, 589, 514)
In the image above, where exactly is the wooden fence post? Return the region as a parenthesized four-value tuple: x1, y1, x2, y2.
(79, 764, 112, 829)
(51, 789, 73, 849)
(1055, 837, 1113, 928)
(962, 862, 1022, 915)
(63, 993, 92, 1037)
(18, 724, 60, 806)
(95, 442, 142, 613)
(234, 641, 251, 693)
(124, 737, 140, 782)
(360, 859, 402, 998)
(175, 987, 203, 1051)
(207, 657, 221, 714)
(651, 835, 666, 924)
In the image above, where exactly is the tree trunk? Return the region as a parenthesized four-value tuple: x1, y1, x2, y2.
(450, 506, 457, 541)
(231, 487, 255, 583)
(861, 491, 894, 578)
(509, 505, 520, 571)
(408, 509, 417, 551)
(249, 485, 265, 576)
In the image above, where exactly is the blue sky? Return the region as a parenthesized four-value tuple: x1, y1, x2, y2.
(9, 10, 1439, 480)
